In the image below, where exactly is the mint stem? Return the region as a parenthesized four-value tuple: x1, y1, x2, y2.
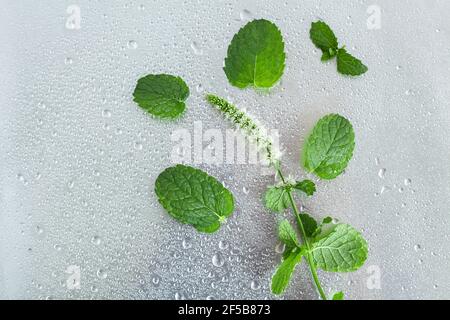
(276, 167, 328, 300)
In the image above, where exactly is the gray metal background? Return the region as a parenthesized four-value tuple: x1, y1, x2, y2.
(0, 0, 449, 299)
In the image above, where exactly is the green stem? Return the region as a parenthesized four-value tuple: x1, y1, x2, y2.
(276, 168, 327, 300)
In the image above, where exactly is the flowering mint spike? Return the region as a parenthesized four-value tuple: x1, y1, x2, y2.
(206, 94, 281, 166)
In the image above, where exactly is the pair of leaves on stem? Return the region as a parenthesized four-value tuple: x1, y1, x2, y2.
(272, 218, 368, 296)
(310, 21, 368, 76)
(265, 180, 316, 213)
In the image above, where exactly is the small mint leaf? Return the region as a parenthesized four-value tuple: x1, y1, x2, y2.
(278, 220, 300, 251)
(294, 179, 316, 196)
(299, 213, 318, 238)
(264, 186, 290, 213)
(133, 74, 189, 119)
(301, 114, 355, 180)
(155, 165, 234, 233)
(337, 48, 368, 76)
(310, 21, 339, 53)
(224, 19, 286, 89)
(332, 291, 345, 300)
(271, 248, 303, 295)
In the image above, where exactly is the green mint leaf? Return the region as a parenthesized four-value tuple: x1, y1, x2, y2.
(155, 165, 234, 233)
(264, 186, 290, 213)
(294, 179, 316, 196)
(332, 291, 345, 300)
(337, 48, 368, 76)
(301, 114, 355, 180)
(133, 74, 189, 119)
(278, 220, 300, 250)
(271, 248, 303, 295)
(310, 224, 368, 272)
(322, 216, 333, 224)
(299, 213, 318, 238)
(310, 21, 338, 53)
(224, 19, 285, 89)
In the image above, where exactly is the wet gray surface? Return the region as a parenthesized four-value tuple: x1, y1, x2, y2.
(1, 0, 449, 299)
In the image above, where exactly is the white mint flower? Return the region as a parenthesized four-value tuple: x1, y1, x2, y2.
(206, 94, 281, 166)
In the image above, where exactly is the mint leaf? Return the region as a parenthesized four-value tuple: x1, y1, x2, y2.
(271, 248, 303, 295)
(311, 224, 368, 272)
(337, 48, 368, 76)
(299, 213, 318, 238)
(133, 74, 189, 119)
(224, 19, 285, 89)
(155, 165, 234, 233)
(278, 220, 300, 250)
(310, 21, 338, 53)
(301, 114, 355, 180)
(332, 291, 344, 300)
(294, 179, 316, 196)
(264, 186, 290, 213)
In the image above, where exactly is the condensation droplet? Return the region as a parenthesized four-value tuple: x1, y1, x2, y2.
(240, 9, 252, 21)
(218, 240, 229, 250)
(250, 280, 260, 290)
(190, 41, 203, 55)
(127, 40, 138, 49)
(64, 57, 73, 65)
(91, 235, 102, 245)
(212, 252, 225, 267)
(97, 269, 108, 279)
(378, 168, 386, 178)
(414, 244, 421, 252)
(404, 178, 411, 186)
(102, 109, 111, 118)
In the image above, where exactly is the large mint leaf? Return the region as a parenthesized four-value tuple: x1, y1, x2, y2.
(133, 74, 189, 119)
(301, 114, 355, 180)
(271, 248, 303, 295)
(311, 224, 368, 272)
(224, 19, 285, 89)
(155, 165, 234, 233)
(264, 186, 290, 213)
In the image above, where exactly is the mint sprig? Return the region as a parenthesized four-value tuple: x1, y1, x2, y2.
(310, 21, 368, 76)
(206, 94, 368, 300)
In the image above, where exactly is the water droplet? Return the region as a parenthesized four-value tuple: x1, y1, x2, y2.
(54, 244, 62, 251)
(275, 242, 285, 254)
(250, 280, 260, 290)
(196, 84, 203, 93)
(151, 274, 161, 286)
(218, 240, 228, 250)
(68, 180, 74, 189)
(414, 244, 421, 252)
(378, 168, 386, 178)
(127, 40, 138, 49)
(91, 235, 102, 245)
(175, 291, 185, 300)
(102, 109, 111, 118)
(404, 178, 411, 186)
(206, 295, 215, 300)
(242, 186, 249, 194)
(240, 9, 252, 21)
(182, 239, 192, 249)
(134, 142, 143, 150)
(398, 187, 404, 193)
(396, 65, 402, 71)
(190, 41, 203, 55)
(212, 252, 225, 267)
(97, 269, 108, 279)
(36, 226, 44, 235)
(64, 57, 73, 65)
